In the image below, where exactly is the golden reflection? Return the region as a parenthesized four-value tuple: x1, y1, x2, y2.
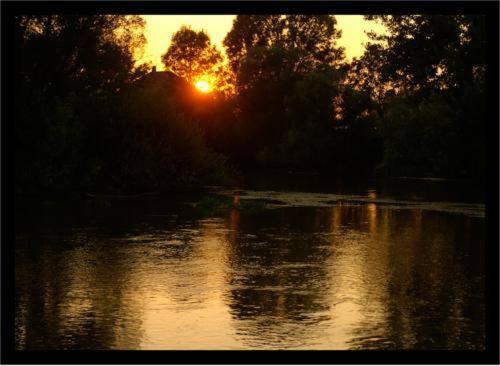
(125, 218, 238, 349)
(323, 202, 395, 349)
(325, 210, 389, 348)
(367, 203, 377, 234)
(330, 204, 342, 231)
(15, 199, 485, 350)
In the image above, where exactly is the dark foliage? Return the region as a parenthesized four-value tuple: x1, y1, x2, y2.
(14, 14, 487, 196)
(222, 15, 383, 175)
(358, 15, 486, 179)
(14, 15, 232, 195)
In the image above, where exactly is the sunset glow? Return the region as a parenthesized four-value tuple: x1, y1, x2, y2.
(140, 15, 387, 70)
(195, 80, 213, 93)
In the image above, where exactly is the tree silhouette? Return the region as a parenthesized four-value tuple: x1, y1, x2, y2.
(222, 15, 347, 166)
(12, 14, 488, 196)
(14, 15, 150, 194)
(224, 15, 344, 75)
(223, 15, 284, 73)
(15, 15, 146, 95)
(161, 26, 223, 83)
(358, 15, 486, 179)
(364, 15, 486, 98)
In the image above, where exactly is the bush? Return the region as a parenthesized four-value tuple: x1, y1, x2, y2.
(380, 93, 466, 178)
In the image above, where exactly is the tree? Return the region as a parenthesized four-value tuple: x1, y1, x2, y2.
(344, 45, 389, 105)
(15, 15, 146, 95)
(223, 15, 284, 73)
(360, 15, 487, 179)
(363, 15, 486, 98)
(14, 15, 150, 194)
(223, 15, 346, 167)
(235, 46, 303, 157)
(378, 93, 463, 177)
(14, 15, 236, 195)
(224, 15, 344, 75)
(111, 84, 232, 191)
(282, 15, 344, 70)
(161, 26, 223, 83)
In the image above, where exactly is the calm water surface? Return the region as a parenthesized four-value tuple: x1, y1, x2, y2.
(15, 180, 485, 350)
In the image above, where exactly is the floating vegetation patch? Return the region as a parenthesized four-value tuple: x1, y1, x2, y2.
(195, 195, 267, 215)
(214, 189, 485, 218)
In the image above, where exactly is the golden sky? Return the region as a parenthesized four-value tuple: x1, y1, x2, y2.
(140, 15, 385, 70)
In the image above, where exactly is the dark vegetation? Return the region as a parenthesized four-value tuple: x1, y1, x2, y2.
(13, 15, 486, 196)
(196, 195, 267, 216)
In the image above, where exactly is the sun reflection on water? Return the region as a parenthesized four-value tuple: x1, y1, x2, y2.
(15, 195, 485, 350)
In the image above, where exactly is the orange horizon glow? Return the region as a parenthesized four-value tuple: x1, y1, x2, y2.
(139, 15, 387, 71)
(195, 80, 213, 93)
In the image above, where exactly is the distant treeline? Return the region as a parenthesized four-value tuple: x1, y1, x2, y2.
(13, 15, 486, 195)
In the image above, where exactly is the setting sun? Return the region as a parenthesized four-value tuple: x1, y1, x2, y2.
(195, 80, 213, 93)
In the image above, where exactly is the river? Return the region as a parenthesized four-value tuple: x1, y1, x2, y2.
(15, 178, 485, 350)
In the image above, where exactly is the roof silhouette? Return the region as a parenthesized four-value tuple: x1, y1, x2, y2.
(135, 68, 191, 91)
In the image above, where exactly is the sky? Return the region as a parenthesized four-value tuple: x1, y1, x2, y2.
(140, 15, 386, 70)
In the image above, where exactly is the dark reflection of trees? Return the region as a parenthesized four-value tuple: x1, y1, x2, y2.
(223, 206, 335, 348)
(346, 208, 485, 350)
(221, 201, 485, 351)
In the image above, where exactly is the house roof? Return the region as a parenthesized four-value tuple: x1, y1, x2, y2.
(135, 70, 191, 91)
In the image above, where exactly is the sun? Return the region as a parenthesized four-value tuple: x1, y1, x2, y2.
(195, 80, 213, 93)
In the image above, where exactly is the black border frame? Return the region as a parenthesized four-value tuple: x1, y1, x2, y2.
(1, 1, 499, 364)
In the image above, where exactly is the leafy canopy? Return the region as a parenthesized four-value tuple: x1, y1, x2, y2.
(224, 15, 344, 74)
(362, 15, 486, 97)
(161, 26, 223, 83)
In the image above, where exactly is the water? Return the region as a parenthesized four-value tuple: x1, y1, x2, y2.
(15, 180, 485, 350)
